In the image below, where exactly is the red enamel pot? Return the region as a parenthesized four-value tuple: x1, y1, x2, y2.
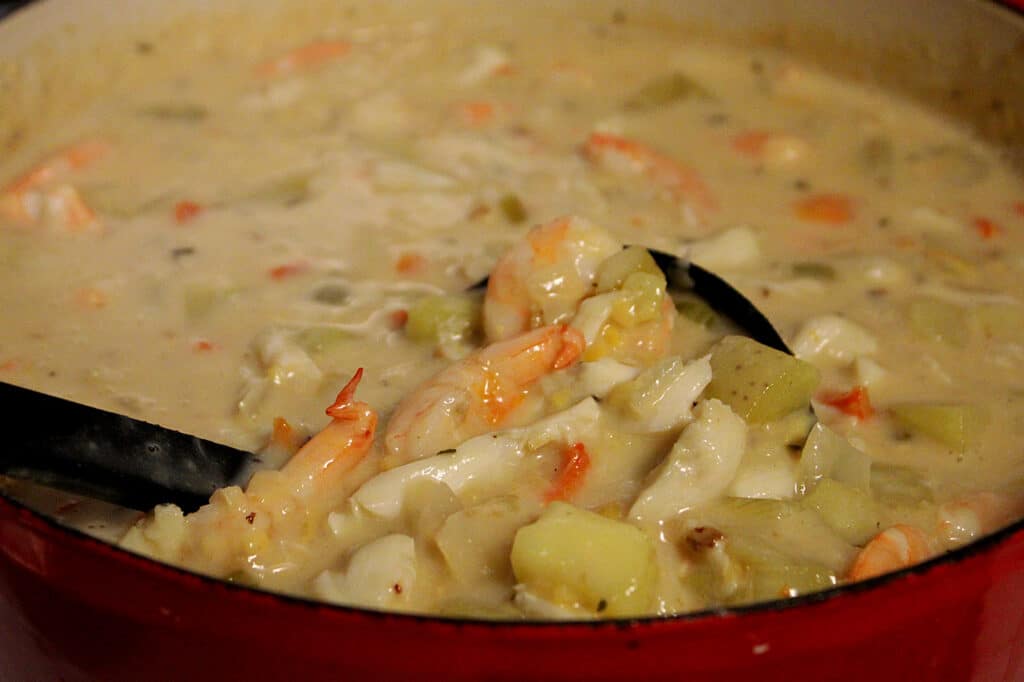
(2, 1, 1024, 680)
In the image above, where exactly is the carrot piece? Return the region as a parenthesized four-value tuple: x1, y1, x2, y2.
(395, 252, 426, 274)
(972, 216, 1001, 239)
(5, 139, 109, 195)
(458, 101, 496, 126)
(1013, 202, 1024, 218)
(0, 359, 17, 372)
(794, 193, 854, 225)
(543, 441, 591, 503)
(389, 309, 409, 329)
(819, 385, 874, 420)
(174, 201, 203, 224)
(74, 286, 108, 309)
(730, 130, 773, 158)
(268, 260, 310, 281)
(192, 339, 216, 352)
(255, 40, 351, 78)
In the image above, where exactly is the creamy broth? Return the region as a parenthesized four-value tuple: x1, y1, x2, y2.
(2, 2, 1023, 618)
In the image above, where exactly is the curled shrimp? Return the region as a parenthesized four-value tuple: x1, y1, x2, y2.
(483, 215, 621, 342)
(582, 132, 718, 220)
(847, 524, 935, 582)
(122, 369, 377, 578)
(0, 139, 108, 232)
(384, 324, 585, 464)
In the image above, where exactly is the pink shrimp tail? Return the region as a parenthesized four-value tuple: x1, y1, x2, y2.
(326, 368, 365, 420)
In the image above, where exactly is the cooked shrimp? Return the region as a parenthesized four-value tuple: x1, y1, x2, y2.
(483, 216, 620, 342)
(255, 39, 351, 78)
(122, 369, 377, 578)
(385, 324, 585, 464)
(582, 132, 718, 220)
(0, 139, 108, 231)
(937, 491, 1024, 550)
(847, 524, 935, 582)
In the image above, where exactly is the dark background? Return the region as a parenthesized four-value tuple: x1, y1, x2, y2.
(0, 1, 34, 20)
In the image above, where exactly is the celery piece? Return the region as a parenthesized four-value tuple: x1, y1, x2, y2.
(908, 297, 968, 347)
(405, 293, 481, 345)
(801, 478, 879, 545)
(673, 293, 717, 328)
(510, 502, 657, 617)
(623, 71, 711, 111)
(242, 172, 313, 207)
(310, 283, 349, 306)
(797, 423, 871, 494)
(595, 246, 663, 294)
(498, 194, 527, 224)
(705, 335, 821, 423)
(889, 402, 987, 453)
(183, 283, 237, 320)
(791, 262, 836, 280)
(726, 536, 837, 603)
(138, 104, 208, 122)
(295, 326, 357, 355)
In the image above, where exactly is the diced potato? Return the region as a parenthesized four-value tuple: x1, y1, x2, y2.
(889, 402, 987, 453)
(609, 271, 666, 325)
(797, 422, 872, 494)
(405, 293, 481, 345)
(801, 478, 880, 545)
(295, 326, 357, 355)
(510, 502, 657, 617)
(706, 336, 820, 423)
(595, 246, 662, 294)
(908, 297, 968, 347)
(623, 71, 711, 111)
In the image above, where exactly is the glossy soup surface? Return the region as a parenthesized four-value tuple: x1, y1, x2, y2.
(1, 1, 1023, 619)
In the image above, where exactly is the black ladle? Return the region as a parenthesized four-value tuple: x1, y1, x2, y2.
(0, 382, 258, 512)
(0, 249, 788, 515)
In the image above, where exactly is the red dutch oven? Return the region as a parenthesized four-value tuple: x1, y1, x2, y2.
(2, 1, 1024, 680)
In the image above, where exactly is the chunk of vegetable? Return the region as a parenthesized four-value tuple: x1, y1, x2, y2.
(183, 282, 238, 320)
(498, 194, 527, 223)
(673, 293, 716, 328)
(726, 536, 837, 602)
(889, 402, 987, 453)
(405, 293, 481, 345)
(623, 71, 711, 111)
(609, 271, 667, 326)
(295, 326, 357, 355)
(706, 336, 820, 423)
(138, 104, 209, 122)
(801, 478, 879, 545)
(595, 246, 662, 294)
(436, 495, 537, 583)
(908, 298, 968, 347)
(791, 262, 836, 280)
(510, 502, 657, 617)
(797, 422, 872, 494)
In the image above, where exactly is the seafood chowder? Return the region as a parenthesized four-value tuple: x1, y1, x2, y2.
(1, 1, 1023, 620)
